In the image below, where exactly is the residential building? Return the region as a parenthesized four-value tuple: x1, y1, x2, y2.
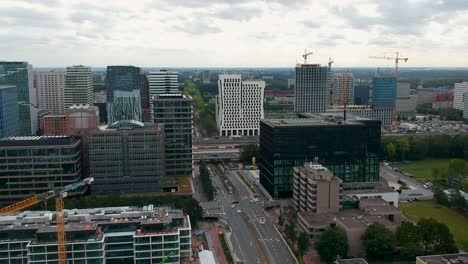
(342, 182, 399, 207)
(333, 73, 354, 105)
(152, 94, 193, 182)
(216, 74, 265, 137)
(107, 90, 142, 123)
(202, 70, 210, 84)
(293, 163, 342, 213)
(0, 61, 38, 135)
(0, 136, 83, 204)
(41, 114, 69, 135)
(354, 85, 370, 105)
(372, 76, 397, 108)
(0, 85, 19, 137)
(0, 205, 191, 264)
(89, 120, 165, 194)
(454, 82, 468, 110)
(464, 93, 468, 121)
(65, 65, 93, 109)
(416, 253, 468, 264)
(259, 113, 381, 198)
(35, 71, 66, 114)
(294, 63, 331, 113)
(149, 70, 179, 97)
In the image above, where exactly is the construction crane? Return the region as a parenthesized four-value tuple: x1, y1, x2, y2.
(328, 57, 334, 68)
(369, 51, 408, 78)
(0, 177, 94, 264)
(302, 49, 313, 64)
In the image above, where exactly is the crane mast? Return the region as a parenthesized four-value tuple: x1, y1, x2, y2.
(302, 49, 313, 64)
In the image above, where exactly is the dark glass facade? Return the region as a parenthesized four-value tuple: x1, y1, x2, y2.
(354, 85, 370, 105)
(372, 77, 397, 108)
(0, 85, 19, 137)
(259, 115, 381, 198)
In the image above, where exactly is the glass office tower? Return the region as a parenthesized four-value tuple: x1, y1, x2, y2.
(372, 77, 397, 108)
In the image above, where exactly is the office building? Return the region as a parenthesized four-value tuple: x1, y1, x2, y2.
(372, 76, 397, 108)
(342, 182, 399, 207)
(397, 83, 410, 99)
(149, 70, 179, 97)
(354, 85, 370, 105)
(89, 121, 165, 194)
(0, 205, 191, 264)
(153, 94, 193, 181)
(216, 74, 265, 137)
(294, 63, 331, 113)
(0, 85, 19, 137)
(65, 65, 93, 109)
(432, 92, 453, 110)
(0, 136, 83, 204)
(202, 70, 210, 84)
(105, 65, 141, 102)
(454, 82, 468, 110)
(416, 254, 468, 264)
(332, 73, 354, 105)
(396, 96, 417, 119)
(0, 61, 38, 135)
(259, 113, 381, 198)
(107, 90, 142, 123)
(464, 93, 468, 121)
(326, 105, 393, 128)
(35, 71, 66, 114)
(140, 74, 151, 122)
(293, 163, 342, 213)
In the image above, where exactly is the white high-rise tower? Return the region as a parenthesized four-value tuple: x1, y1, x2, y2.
(64, 65, 93, 109)
(35, 71, 66, 114)
(294, 63, 331, 113)
(148, 70, 179, 97)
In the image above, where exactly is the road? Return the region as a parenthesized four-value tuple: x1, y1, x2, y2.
(381, 164, 433, 201)
(209, 164, 296, 264)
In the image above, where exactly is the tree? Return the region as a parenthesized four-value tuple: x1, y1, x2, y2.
(386, 143, 397, 161)
(298, 232, 310, 256)
(450, 189, 467, 215)
(278, 208, 285, 226)
(315, 227, 348, 263)
(396, 222, 423, 260)
(447, 159, 467, 178)
(418, 218, 458, 255)
(397, 138, 410, 161)
(287, 221, 297, 242)
(240, 144, 259, 164)
(362, 223, 395, 260)
(433, 187, 450, 207)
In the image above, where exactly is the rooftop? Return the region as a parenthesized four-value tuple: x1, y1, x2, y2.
(0, 136, 80, 147)
(336, 258, 369, 264)
(417, 253, 468, 264)
(342, 182, 396, 195)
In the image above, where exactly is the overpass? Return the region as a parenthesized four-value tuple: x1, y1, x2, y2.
(193, 148, 240, 161)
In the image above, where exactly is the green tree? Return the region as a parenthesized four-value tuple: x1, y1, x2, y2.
(433, 187, 450, 207)
(397, 138, 410, 161)
(396, 222, 423, 260)
(362, 223, 395, 260)
(240, 144, 259, 164)
(199, 162, 215, 201)
(447, 159, 467, 178)
(450, 189, 467, 215)
(287, 221, 297, 242)
(315, 227, 348, 263)
(463, 178, 468, 193)
(298, 232, 310, 256)
(278, 208, 284, 226)
(386, 143, 397, 161)
(418, 218, 458, 255)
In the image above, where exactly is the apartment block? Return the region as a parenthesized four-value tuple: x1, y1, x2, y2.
(149, 70, 179, 97)
(454, 82, 468, 110)
(65, 66, 93, 109)
(294, 63, 331, 113)
(35, 71, 66, 114)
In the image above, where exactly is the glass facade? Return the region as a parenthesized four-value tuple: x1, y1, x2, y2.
(152, 95, 193, 183)
(107, 90, 142, 123)
(259, 117, 381, 198)
(372, 77, 397, 108)
(354, 85, 370, 105)
(0, 85, 19, 137)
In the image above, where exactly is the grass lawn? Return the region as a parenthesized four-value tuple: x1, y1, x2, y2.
(400, 200, 468, 251)
(395, 158, 463, 181)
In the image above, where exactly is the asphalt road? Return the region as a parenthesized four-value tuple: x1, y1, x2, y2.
(381, 165, 433, 201)
(210, 164, 296, 264)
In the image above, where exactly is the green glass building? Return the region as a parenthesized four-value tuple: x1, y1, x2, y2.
(259, 113, 381, 198)
(107, 90, 142, 123)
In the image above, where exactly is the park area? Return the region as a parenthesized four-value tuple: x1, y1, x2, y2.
(400, 200, 468, 251)
(395, 158, 468, 181)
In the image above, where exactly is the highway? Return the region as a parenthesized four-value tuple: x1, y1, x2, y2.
(209, 164, 296, 264)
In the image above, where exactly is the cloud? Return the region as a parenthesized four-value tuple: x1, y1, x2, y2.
(208, 5, 262, 21)
(172, 20, 222, 35)
(302, 20, 320, 28)
(0, 6, 59, 27)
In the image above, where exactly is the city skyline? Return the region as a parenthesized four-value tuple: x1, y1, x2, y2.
(1, 0, 468, 67)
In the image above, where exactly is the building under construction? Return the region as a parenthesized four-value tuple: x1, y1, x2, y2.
(0, 205, 191, 264)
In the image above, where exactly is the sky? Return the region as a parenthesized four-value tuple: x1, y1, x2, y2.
(1, 0, 468, 67)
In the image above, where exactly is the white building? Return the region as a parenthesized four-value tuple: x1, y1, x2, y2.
(199, 250, 216, 264)
(35, 71, 66, 114)
(332, 73, 354, 105)
(397, 83, 411, 99)
(327, 105, 393, 127)
(294, 63, 331, 113)
(64, 65, 93, 109)
(464, 93, 468, 120)
(149, 70, 179, 97)
(216, 74, 265, 137)
(453, 82, 468, 110)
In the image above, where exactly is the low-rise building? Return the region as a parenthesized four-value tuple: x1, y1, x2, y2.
(416, 253, 468, 264)
(342, 182, 399, 207)
(0, 205, 191, 264)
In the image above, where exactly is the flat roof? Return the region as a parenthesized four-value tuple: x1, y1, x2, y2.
(336, 258, 369, 264)
(262, 112, 372, 128)
(0, 136, 79, 147)
(343, 182, 396, 195)
(417, 253, 468, 263)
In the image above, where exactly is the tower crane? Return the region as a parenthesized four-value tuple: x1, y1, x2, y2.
(369, 51, 408, 78)
(0, 177, 94, 264)
(328, 57, 334, 68)
(302, 49, 313, 64)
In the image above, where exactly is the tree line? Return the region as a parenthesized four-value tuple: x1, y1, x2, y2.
(316, 218, 457, 263)
(183, 81, 217, 135)
(199, 162, 215, 201)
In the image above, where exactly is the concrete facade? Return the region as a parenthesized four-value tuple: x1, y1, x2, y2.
(35, 71, 66, 114)
(333, 73, 354, 105)
(65, 65, 93, 109)
(453, 82, 468, 110)
(294, 63, 331, 113)
(149, 70, 179, 97)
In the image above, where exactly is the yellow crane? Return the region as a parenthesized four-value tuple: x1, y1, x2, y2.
(0, 177, 94, 264)
(370, 51, 408, 78)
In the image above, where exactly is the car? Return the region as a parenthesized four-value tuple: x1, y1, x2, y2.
(237, 209, 242, 213)
(231, 204, 236, 208)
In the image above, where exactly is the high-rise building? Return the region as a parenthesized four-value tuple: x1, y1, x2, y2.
(0, 61, 38, 135)
(65, 65, 93, 109)
(202, 70, 210, 84)
(139, 74, 151, 122)
(259, 113, 381, 198)
(0, 136, 83, 204)
(293, 163, 342, 213)
(149, 70, 179, 97)
(0, 85, 19, 137)
(397, 83, 411, 99)
(372, 76, 397, 108)
(354, 85, 370, 105)
(294, 63, 331, 113)
(327, 105, 393, 127)
(107, 90, 142, 123)
(216, 74, 265, 137)
(395, 83, 416, 118)
(105, 65, 142, 102)
(332, 73, 354, 105)
(0, 205, 192, 264)
(454, 82, 468, 110)
(89, 121, 165, 194)
(152, 94, 193, 181)
(463, 93, 468, 121)
(35, 71, 66, 114)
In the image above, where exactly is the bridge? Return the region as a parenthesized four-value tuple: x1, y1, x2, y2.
(193, 148, 240, 161)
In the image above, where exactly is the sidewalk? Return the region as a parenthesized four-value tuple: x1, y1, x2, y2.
(203, 223, 229, 264)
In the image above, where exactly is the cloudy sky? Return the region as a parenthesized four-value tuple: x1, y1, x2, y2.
(1, 0, 468, 67)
